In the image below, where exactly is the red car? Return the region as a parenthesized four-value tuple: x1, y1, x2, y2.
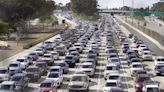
(39, 79, 57, 92)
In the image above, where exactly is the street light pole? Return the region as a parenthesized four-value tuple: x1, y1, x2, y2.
(132, 0, 134, 24)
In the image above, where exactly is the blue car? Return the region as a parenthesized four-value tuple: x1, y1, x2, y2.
(27, 52, 39, 61)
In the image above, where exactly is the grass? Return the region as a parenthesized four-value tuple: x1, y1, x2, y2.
(73, 13, 100, 23)
(40, 16, 57, 24)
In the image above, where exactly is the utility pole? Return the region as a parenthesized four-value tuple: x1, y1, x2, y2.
(132, 0, 134, 24)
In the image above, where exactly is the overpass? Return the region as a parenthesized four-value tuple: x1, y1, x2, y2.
(98, 9, 132, 14)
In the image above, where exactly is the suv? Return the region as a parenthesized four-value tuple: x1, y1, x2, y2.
(0, 67, 10, 82)
(68, 72, 90, 92)
(8, 62, 22, 76)
(25, 66, 41, 82)
(10, 73, 29, 90)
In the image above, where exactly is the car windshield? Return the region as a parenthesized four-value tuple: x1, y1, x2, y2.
(106, 66, 117, 70)
(105, 83, 117, 87)
(17, 59, 25, 62)
(48, 73, 59, 78)
(71, 76, 88, 82)
(82, 65, 92, 68)
(43, 55, 51, 58)
(29, 53, 36, 56)
(9, 64, 18, 67)
(147, 88, 159, 92)
(137, 71, 147, 74)
(26, 68, 38, 72)
(108, 76, 119, 80)
(157, 58, 164, 61)
(111, 59, 119, 62)
(36, 63, 44, 67)
(137, 76, 150, 83)
(0, 70, 7, 74)
(40, 83, 52, 88)
(0, 85, 11, 90)
(133, 64, 143, 68)
(36, 49, 42, 51)
(11, 76, 22, 81)
(57, 63, 65, 67)
(66, 56, 73, 59)
(44, 42, 52, 44)
(50, 69, 59, 72)
(157, 65, 164, 69)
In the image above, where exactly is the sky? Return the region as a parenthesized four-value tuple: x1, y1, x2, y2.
(54, 0, 161, 8)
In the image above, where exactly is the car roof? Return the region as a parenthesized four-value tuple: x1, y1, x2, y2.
(27, 66, 38, 68)
(10, 62, 20, 64)
(50, 66, 61, 69)
(43, 53, 52, 55)
(131, 62, 142, 65)
(156, 56, 164, 59)
(0, 67, 8, 70)
(107, 63, 117, 66)
(12, 73, 24, 77)
(82, 62, 93, 65)
(106, 80, 118, 83)
(109, 72, 120, 76)
(1, 81, 15, 85)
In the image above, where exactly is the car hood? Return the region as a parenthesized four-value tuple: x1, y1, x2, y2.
(131, 68, 143, 71)
(39, 88, 52, 92)
(46, 78, 59, 81)
(69, 81, 87, 86)
(0, 74, 9, 77)
(105, 70, 119, 73)
(9, 67, 19, 70)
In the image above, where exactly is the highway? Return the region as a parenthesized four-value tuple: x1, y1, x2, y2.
(0, 13, 163, 92)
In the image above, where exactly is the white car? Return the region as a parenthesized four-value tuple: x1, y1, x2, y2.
(46, 72, 63, 87)
(16, 57, 30, 69)
(138, 47, 149, 56)
(130, 62, 144, 76)
(0, 67, 10, 82)
(154, 56, 164, 65)
(142, 51, 153, 61)
(48, 51, 59, 60)
(73, 43, 84, 53)
(35, 47, 45, 56)
(8, 62, 22, 75)
(106, 72, 121, 83)
(138, 44, 147, 52)
(104, 63, 120, 79)
(42, 53, 55, 65)
(80, 62, 95, 77)
(108, 57, 120, 68)
(48, 66, 63, 75)
(103, 80, 121, 92)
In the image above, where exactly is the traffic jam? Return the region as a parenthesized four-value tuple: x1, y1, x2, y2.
(0, 14, 162, 92)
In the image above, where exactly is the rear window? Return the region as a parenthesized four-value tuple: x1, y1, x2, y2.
(40, 83, 52, 88)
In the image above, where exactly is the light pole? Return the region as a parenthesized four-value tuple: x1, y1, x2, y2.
(132, 0, 134, 24)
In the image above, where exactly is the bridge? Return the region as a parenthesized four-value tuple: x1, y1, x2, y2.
(98, 9, 132, 14)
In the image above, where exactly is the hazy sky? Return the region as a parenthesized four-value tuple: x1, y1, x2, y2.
(54, 0, 160, 8)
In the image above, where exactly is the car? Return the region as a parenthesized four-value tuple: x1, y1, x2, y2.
(46, 72, 63, 87)
(134, 74, 150, 92)
(68, 73, 90, 92)
(142, 81, 160, 92)
(128, 34, 134, 38)
(42, 53, 55, 66)
(87, 54, 98, 64)
(154, 56, 164, 65)
(142, 51, 153, 61)
(64, 55, 76, 68)
(35, 62, 47, 75)
(108, 53, 118, 59)
(16, 57, 30, 69)
(10, 73, 29, 90)
(0, 67, 10, 82)
(49, 51, 59, 60)
(155, 63, 164, 76)
(55, 62, 69, 74)
(103, 80, 121, 92)
(104, 63, 120, 80)
(138, 44, 147, 52)
(130, 62, 144, 76)
(27, 52, 39, 61)
(42, 41, 56, 50)
(39, 79, 57, 92)
(35, 47, 45, 56)
(127, 55, 138, 65)
(0, 81, 21, 92)
(56, 44, 67, 56)
(85, 58, 97, 66)
(8, 62, 22, 76)
(48, 66, 63, 75)
(73, 43, 84, 53)
(138, 47, 150, 56)
(128, 58, 141, 66)
(106, 72, 121, 83)
(69, 51, 80, 62)
(81, 62, 95, 77)
(108, 87, 124, 92)
(108, 57, 121, 68)
(133, 69, 148, 77)
(25, 66, 41, 82)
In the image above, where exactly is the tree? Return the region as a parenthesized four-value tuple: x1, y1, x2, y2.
(71, 0, 98, 16)
(0, 0, 55, 32)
